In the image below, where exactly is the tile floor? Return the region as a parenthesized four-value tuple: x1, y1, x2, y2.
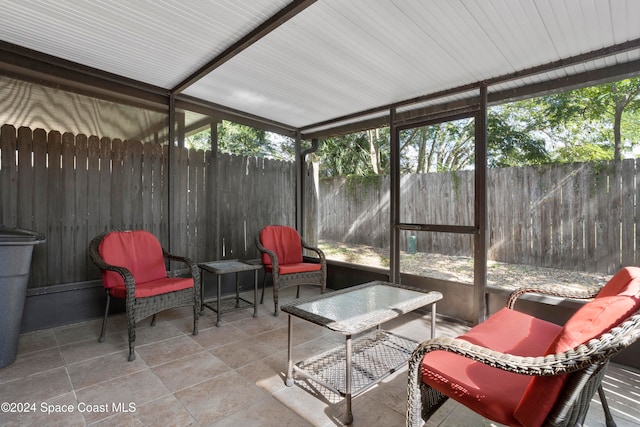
(1, 286, 639, 427)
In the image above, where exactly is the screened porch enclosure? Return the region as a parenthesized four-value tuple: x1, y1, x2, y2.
(1, 0, 639, 370)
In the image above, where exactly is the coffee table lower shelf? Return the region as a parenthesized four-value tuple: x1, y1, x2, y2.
(291, 330, 418, 397)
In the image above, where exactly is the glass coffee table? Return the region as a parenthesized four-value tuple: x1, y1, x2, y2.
(281, 281, 442, 424)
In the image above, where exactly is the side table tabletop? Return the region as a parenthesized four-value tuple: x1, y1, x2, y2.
(198, 259, 261, 326)
(281, 280, 442, 424)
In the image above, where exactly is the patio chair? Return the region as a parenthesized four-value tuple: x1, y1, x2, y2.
(89, 230, 200, 361)
(407, 266, 640, 427)
(255, 225, 326, 315)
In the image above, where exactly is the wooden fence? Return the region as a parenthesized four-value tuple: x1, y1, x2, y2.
(3, 122, 634, 289)
(319, 160, 639, 274)
(0, 125, 298, 288)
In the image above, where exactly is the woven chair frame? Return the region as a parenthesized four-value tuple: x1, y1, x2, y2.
(89, 231, 201, 362)
(407, 286, 640, 426)
(255, 231, 327, 316)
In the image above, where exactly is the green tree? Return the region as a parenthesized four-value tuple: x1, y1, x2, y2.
(319, 109, 550, 178)
(536, 76, 640, 162)
(400, 119, 475, 173)
(184, 120, 295, 161)
(217, 121, 269, 156)
(318, 131, 389, 177)
(487, 104, 549, 167)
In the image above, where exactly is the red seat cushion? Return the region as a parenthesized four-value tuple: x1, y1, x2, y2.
(108, 277, 194, 298)
(421, 308, 561, 426)
(259, 225, 304, 267)
(514, 266, 640, 427)
(277, 262, 322, 275)
(98, 230, 168, 289)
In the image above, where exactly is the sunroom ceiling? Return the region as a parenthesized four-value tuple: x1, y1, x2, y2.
(1, 0, 639, 137)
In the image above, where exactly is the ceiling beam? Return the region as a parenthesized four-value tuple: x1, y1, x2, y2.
(0, 40, 168, 111)
(302, 101, 480, 140)
(171, 0, 317, 95)
(489, 58, 640, 105)
(176, 94, 298, 138)
(300, 38, 640, 138)
(302, 54, 640, 140)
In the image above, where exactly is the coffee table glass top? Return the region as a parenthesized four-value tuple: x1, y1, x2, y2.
(282, 281, 442, 335)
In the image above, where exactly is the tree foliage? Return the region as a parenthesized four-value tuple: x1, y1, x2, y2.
(182, 77, 640, 176)
(317, 77, 640, 177)
(317, 131, 389, 177)
(185, 120, 295, 161)
(533, 76, 640, 162)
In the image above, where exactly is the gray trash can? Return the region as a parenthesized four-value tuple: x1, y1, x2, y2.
(0, 226, 45, 368)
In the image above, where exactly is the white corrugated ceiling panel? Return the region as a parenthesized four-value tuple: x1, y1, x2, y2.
(0, 0, 290, 88)
(184, 0, 640, 128)
(1, 0, 639, 130)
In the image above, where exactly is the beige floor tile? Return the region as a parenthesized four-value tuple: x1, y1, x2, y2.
(229, 313, 290, 337)
(272, 382, 339, 426)
(175, 370, 268, 425)
(0, 347, 64, 383)
(205, 306, 257, 324)
(119, 322, 186, 347)
(0, 392, 84, 427)
(212, 396, 314, 427)
(66, 351, 147, 389)
(348, 394, 406, 427)
(359, 368, 409, 416)
(166, 312, 200, 335)
(135, 335, 202, 367)
(195, 310, 223, 329)
(93, 394, 197, 427)
(210, 336, 278, 369)
(255, 319, 332, 349)
(0, 366, 72, 403)
(151, 350, 230, 392)
(153, 305, 196, 321)
(289, 336, 346, 362)
(75, 368, 169, 424)
(59, 333, 128, 365)
(54, 319, 117, 346)
(2, 302, 638, 427)
(235, 353, 289, 394)
(16, 328, 58, 355)
(103, 313, 128, 332)
(190, 322, 251, 349)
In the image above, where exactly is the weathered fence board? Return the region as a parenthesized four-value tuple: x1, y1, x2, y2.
(2, 123, 637, 289)
(1, 124, 17, 226)
(98, 137, 112, 237)
(75, 134, 89, 281)
(46, 132, 62, 285)
(32, 129, 48, 284)
(86, 135, 101, 278)
(320, 159, 639, 275)
(621, 160, 635, 266)
(17, 127, 33, 232)
(0, 125, 298, 289)
(61, 132, 76, 283)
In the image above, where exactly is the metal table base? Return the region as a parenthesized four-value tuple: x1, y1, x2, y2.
(198, 260, 260, 326)
(282, 281, 441, 424)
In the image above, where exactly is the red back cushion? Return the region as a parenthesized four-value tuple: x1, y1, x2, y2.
(259, 225, 303, 266)
(514, 266, 640, 427)
(98, 230, 167, 289)
(421, 308, 562, 426)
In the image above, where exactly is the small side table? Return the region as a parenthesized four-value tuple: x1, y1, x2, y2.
(198, 259, 261, 326)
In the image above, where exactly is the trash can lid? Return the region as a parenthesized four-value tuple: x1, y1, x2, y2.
(0, 226, 45, 243)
